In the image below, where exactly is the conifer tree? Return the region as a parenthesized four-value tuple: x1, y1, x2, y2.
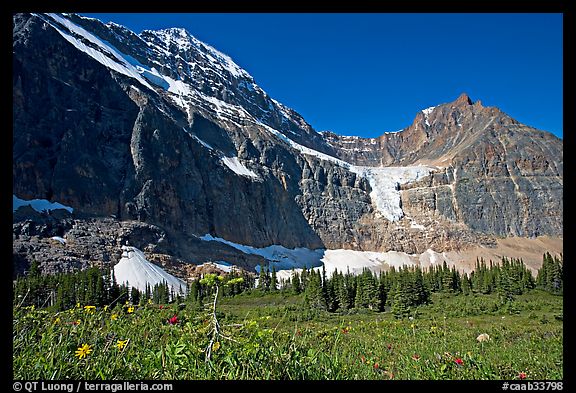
(270, 265, 278, 291)
(304, 270, 326, 310)
(391, 281, 410, 319)
(291, 270, 302, 294)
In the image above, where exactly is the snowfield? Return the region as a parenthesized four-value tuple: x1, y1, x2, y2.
(114, 246, 187, 296)
(199, 234, 435, 281)
(220, 156, 259, 179)
(198, 234, 481, 283)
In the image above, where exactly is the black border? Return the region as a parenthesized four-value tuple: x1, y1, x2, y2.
(8, 0, 572, 390)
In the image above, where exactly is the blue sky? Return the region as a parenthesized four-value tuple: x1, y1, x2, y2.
(82, 13, 563, 139)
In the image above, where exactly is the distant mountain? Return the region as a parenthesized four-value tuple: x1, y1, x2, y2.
(13, 13, 562, 277)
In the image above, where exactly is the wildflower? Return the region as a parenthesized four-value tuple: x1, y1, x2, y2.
(116, 339, 128, 350)
(111, 314, 118, 321)
(360, 355, 366, 363)
(373, 362, 379, 369)
(159, 305, 164, 309)
(84, 305, 96, 313)
(212, 341, 220, 352)
(127, 306, 135, 314)
(518, 372, 527, 380)
(76, 303, 81, 308)
(104, 305, 109, 312)
(54, 317, 61, 325)
(148, 299, 153, 305)
(476, 333, 490, 342)
(168, 315, 178, 325)
(341, 327, 349, 334)
(412, 354, 421, 361)
(454, 358, 464, 366)
(74, 344, 92, 360)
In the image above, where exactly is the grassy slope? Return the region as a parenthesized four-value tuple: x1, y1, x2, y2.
(13, 290, 562, 380)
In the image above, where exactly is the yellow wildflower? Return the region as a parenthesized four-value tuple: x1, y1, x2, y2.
(104, 305, 109, 312)
(75, 344, 92, 359)
(54, 317, 61, 325)
(111, 314, 118, 321)
(127, 306, 135, 314)
(116, 339, 128, 350)
(212, 341, 220, 352)
(84, 305, 96, 313)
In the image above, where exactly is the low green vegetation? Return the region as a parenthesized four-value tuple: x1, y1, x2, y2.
(12, 253, 563, 380)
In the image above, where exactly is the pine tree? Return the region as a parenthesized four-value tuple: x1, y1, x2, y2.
(131, 286, 141, 305)
(304, 270, 326, 311)
(413, 267, 430, 305)
(391, 281, 410, 319)
(300, 267, 309, 291)
(291, 270, 302, 295)
(461, 272, 472, 295)
(441, 262, 454, 293)
(270, 265, 278, 291)
(258, 264, 268, 292)
(497, 267, 514, 305)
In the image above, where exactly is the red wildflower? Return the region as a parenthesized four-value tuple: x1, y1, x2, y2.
(454, 358, 464, 366)
(518, 372, 527, 380)
(159, 305, 163, 309)
(373, 362, 379, 369)
(168, 315, 178, 325)
(341, 327, 349, 334)
(412, 354, 421, 361)
(360, 355, 366, 363)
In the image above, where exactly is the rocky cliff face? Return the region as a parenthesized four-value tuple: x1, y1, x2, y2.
(324, 93, 563, 238)
(13, 13, 562, 275)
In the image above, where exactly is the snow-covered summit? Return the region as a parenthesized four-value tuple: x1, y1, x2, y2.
(142, 27, 252, 80)
(421, 106, 437, 126)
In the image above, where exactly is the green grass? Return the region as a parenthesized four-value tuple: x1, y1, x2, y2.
(13, 291, 563, 380)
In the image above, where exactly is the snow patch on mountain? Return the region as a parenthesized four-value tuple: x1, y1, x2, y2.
(114, 246, 187, 296)
(13, 195, 73, 214)
(221, 156, 259, 179)
(422, 106, 436, 126)
(199, 234, 422, 280)
(349, 165, 434, 221)
(41, 13, 155, 91)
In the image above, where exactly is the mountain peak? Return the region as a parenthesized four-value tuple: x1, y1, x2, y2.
(454, 92, 473, 106)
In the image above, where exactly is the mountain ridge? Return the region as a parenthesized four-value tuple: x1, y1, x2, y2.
(12, 13, 562, 277)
